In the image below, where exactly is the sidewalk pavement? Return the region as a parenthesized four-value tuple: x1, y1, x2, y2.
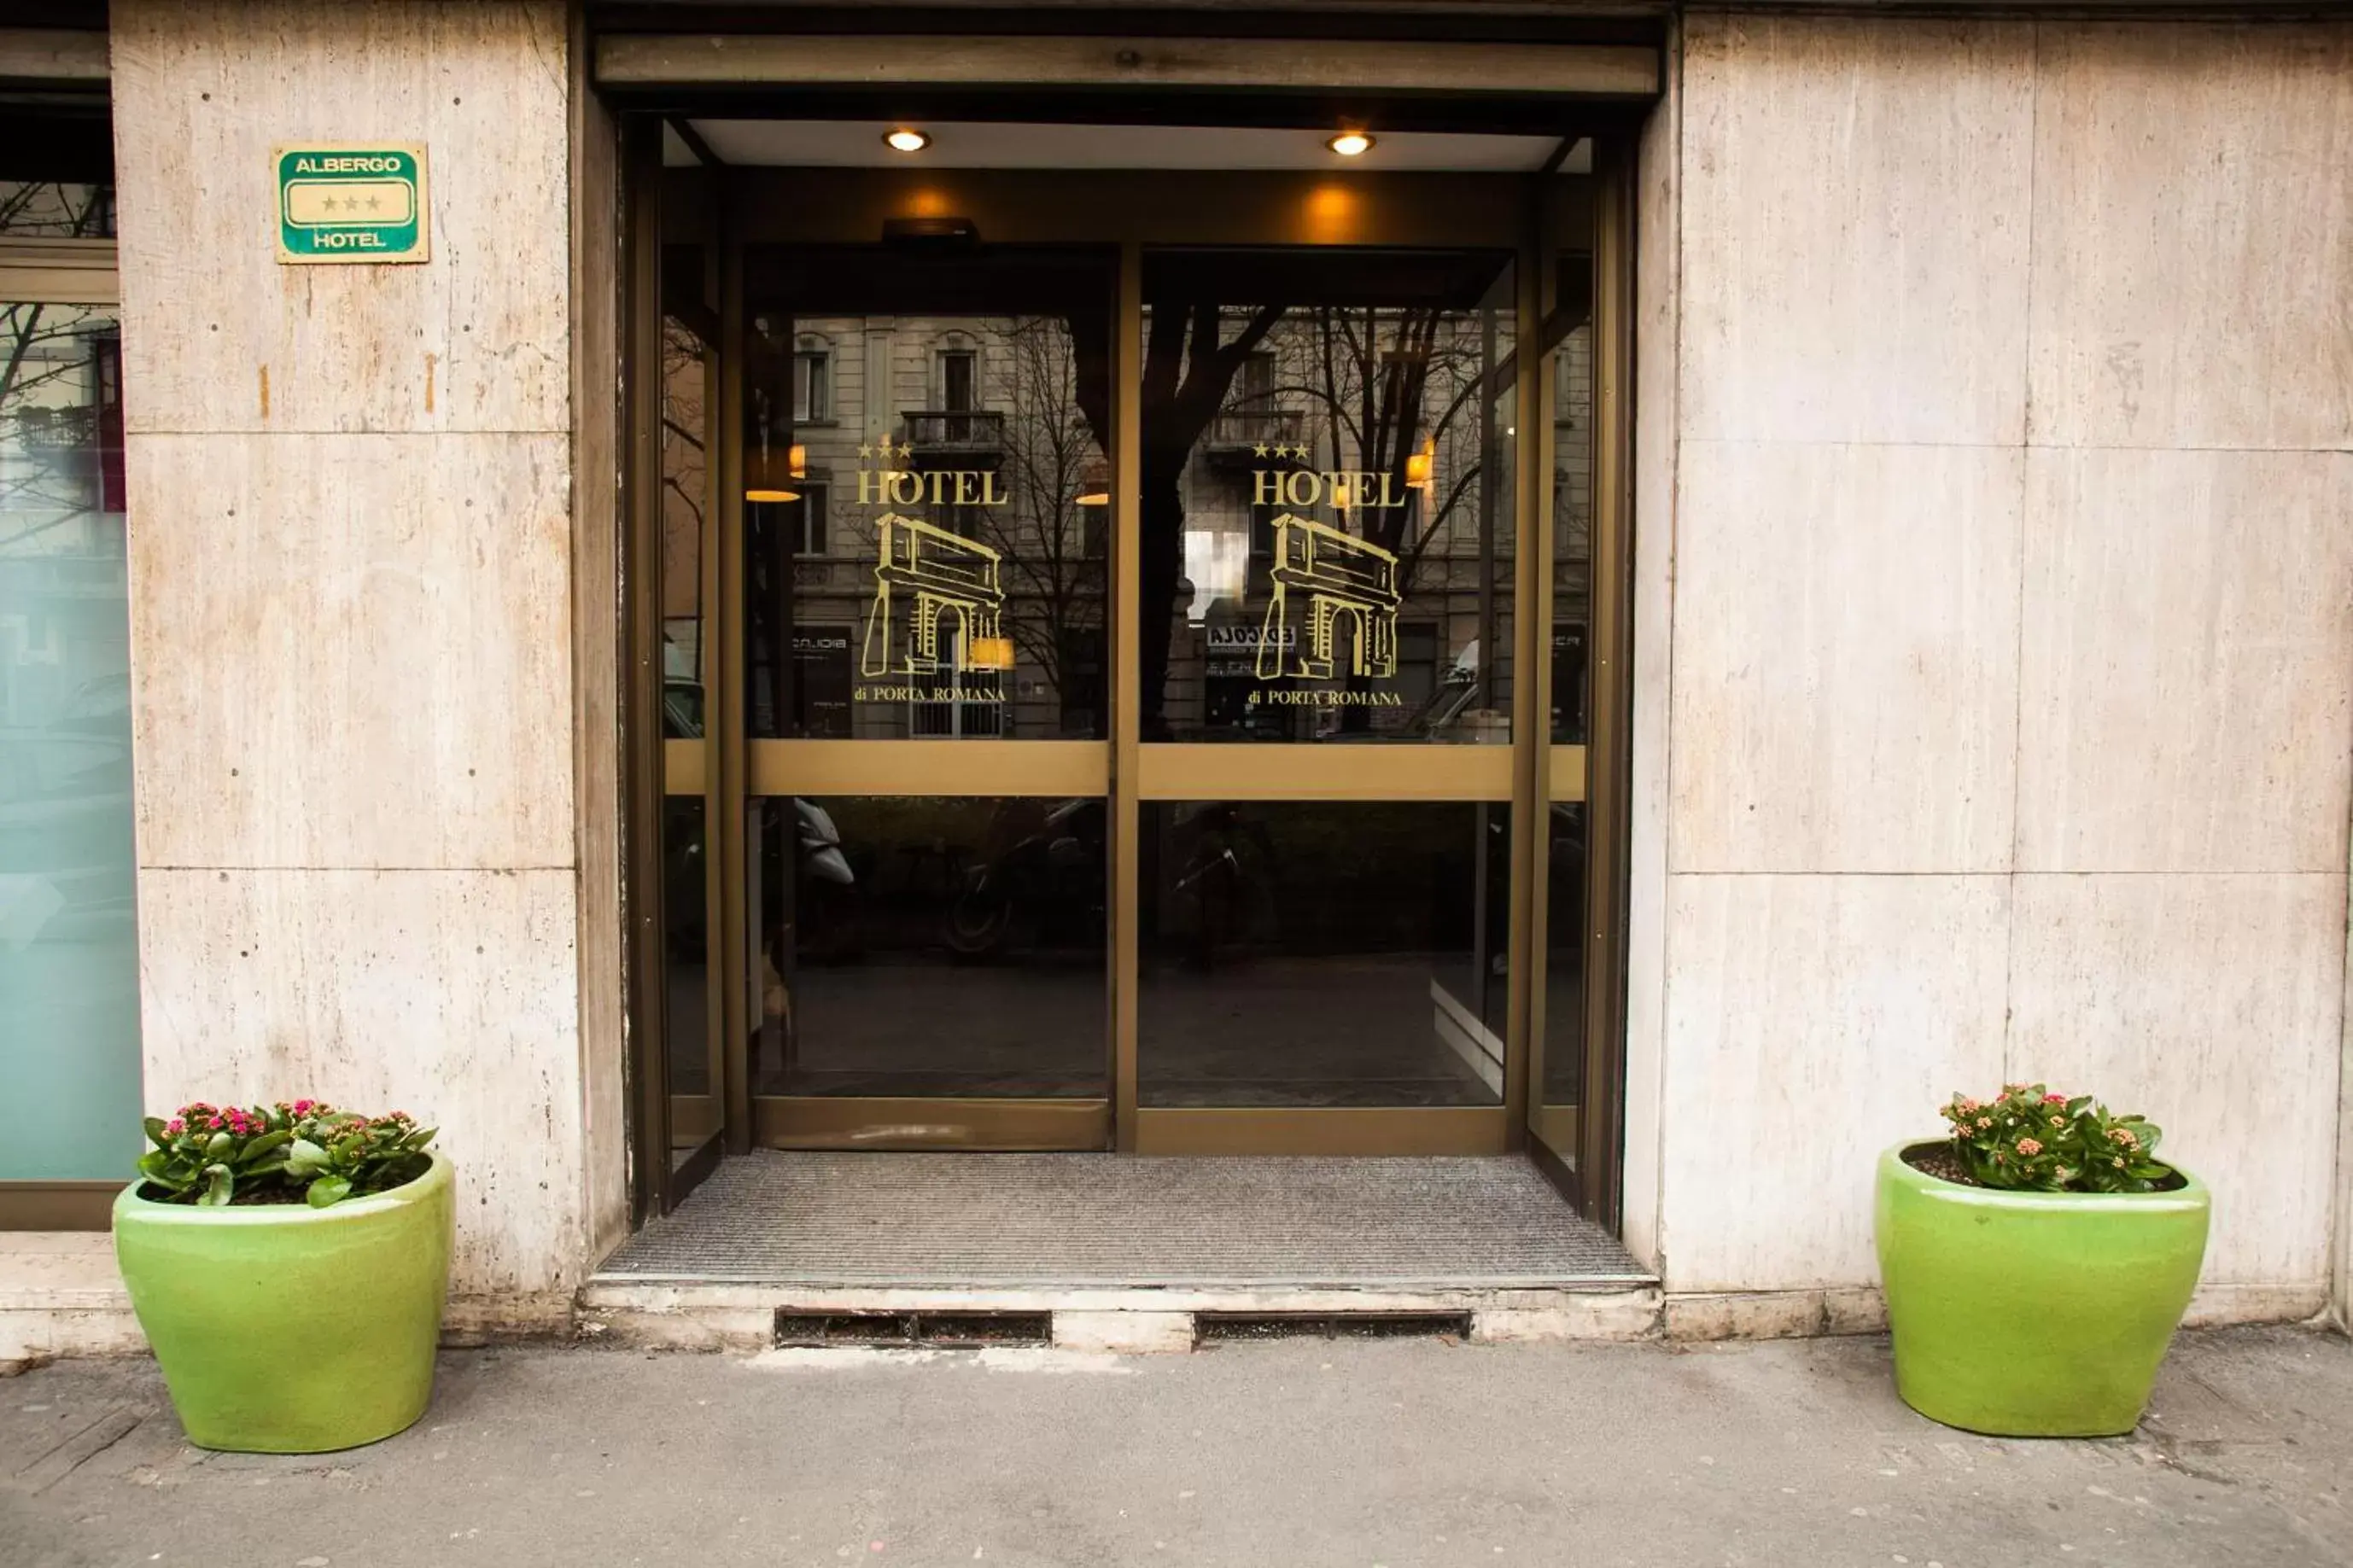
(4, 1326, 2348, 1568)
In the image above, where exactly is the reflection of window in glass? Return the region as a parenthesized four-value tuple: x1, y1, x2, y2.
(794, 348, 831, 423)
(939, 348, 978, 412)
(792, 482, 828, 556)
(932, 497, 984, 540)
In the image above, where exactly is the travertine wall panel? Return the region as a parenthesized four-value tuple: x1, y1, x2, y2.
(127, 433, 575, 871)
(2009, 873, 2347, 1286)
(1620, 15, 1684, 1274)
(137, 867, 585, 1296)
(1671, 440, 2023, 874)
(1651, 15, 2353, 1306)
(110, 1, 593, 1303)
(1659, 875, 2009, 1291)
(2016, 449, 2353, 875)
(2027, 24, 2353, 452)
(1680, 15, 2034, 446)
(111, 1, 569, 435)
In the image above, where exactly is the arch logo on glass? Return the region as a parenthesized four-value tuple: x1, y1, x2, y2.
(855, 440, 1013, 703)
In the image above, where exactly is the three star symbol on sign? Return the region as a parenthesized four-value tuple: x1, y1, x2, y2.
(1251, 442, 1312, 460)
(318, 193, 387, 215)
(858, 441, 915, 462)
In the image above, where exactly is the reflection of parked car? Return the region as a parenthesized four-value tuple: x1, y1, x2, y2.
(663, 679, 704, 739)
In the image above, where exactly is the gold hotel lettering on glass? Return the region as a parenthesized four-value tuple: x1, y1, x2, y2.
(855, 440, 1016, 706)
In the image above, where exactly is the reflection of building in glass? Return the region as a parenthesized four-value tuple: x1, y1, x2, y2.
(757, 311, 1108, 741)
(861, 512, 1007, 678)
(1165, 296, 1518, 743)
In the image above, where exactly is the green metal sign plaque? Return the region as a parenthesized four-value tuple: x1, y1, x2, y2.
(274, 145, 428, 265)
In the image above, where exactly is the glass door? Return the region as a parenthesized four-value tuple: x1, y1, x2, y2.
(737, 239, 1116, 1149)
(638, 157, 1621, 1176)
(1125, 246, 1531, 1155)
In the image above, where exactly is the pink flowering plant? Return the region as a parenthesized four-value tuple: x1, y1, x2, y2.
(137, 1100, 437, 1209)
(1937, 1082, 2169, 1193)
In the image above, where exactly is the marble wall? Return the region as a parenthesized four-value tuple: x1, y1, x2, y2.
(1643, 15, 2353, 1315)
(110, 2, 600, 1305)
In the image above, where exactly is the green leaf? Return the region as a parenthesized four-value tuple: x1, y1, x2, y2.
(238, 1129, 291, 1164)
(285, 1138, 330, 1175)
(200, 1163, 234, 1206)
(143, 1116, 169, 1148)
(205, 1130, 234, 1159)
(306, 1175, 353, 1209)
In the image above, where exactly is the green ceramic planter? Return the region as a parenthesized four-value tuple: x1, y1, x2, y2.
(1874, 1141, 2207, 1437)
(114, 1153, 453, 1453)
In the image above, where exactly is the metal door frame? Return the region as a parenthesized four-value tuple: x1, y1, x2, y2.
(622, 146, 1635, 1211)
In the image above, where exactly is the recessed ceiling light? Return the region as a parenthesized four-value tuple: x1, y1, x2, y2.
(1327, 130, 1375, 158)
(884, 128, 931, 154)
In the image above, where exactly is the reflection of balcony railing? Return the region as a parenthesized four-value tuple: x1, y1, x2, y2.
(1207, 410, 1305, 451)
(903, 410, 1005, 452)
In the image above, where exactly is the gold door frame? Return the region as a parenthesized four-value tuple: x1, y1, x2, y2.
(627, 156, 1632, 1184)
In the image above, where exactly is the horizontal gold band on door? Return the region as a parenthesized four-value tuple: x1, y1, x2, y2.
(664, 739, 706, 796)
(745, 740, 1110, 799)
(1136, 743, 1515, 802)
(752, 1097, 1112, 1151)
(1131, 1106, 1511, 1157)
(1550, 746, 1587, 804)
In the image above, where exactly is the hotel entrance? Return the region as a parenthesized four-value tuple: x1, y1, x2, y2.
(618, 81, 1636, 1235)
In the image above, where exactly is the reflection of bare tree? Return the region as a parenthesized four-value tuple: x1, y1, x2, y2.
(1276, 305, 1498, 576)
(1068, 301, 1284, 739)
(659, 320, 707, 634)
(0, 184, 119, 557)
(985, 317, 1103, 714)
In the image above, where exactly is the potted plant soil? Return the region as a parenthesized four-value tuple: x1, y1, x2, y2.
(1875, 1083, 2208, 1437)
(113, 1099, 452, 1453)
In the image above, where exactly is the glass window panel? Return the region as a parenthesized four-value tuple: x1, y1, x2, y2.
(1140, 248, 1518, 743)
(1550, 248, 1595, 745)
(749, 796, 1107, 1099)
(0, 299, 140, 1182)
(1543, 801, 1588, 1141)
(662, 315, 709, 736)
(1138, 801, 1509, 1108)
(663, 796, 718, 1158)
(744, 247, 1113, 741)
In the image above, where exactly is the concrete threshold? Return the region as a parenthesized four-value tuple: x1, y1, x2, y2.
(576, 1277, 1666, 1353)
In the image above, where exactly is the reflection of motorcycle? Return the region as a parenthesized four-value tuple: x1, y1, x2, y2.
(942, 797, 1106, 958)
(794, 798, 861, 963)
(1168, 801, 1278, 966)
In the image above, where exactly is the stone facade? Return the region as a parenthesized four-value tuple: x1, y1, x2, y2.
(4, 6, 2348, 1357)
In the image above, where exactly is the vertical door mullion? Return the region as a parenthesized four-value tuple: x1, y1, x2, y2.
(621, 116, 673, 1222)
(1111, 241, 1144, 1150)
(1505, 197, 1549, 1146)
(1579, 136, 1637, 1227)
(715, 183, 753, 1156)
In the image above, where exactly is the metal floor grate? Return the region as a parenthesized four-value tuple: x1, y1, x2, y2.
(597, 1151, 1654, 1288)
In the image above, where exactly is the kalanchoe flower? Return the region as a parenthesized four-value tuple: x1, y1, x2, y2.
(1939, 1082, 2167, 1194)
